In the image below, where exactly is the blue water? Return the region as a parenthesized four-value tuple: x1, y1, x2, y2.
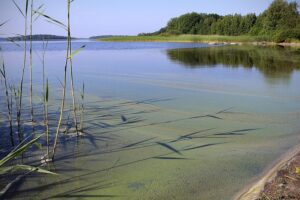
(1, 41, 300, 200)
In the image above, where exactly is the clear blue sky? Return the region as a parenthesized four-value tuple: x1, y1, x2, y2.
(0, 0, 294, 38)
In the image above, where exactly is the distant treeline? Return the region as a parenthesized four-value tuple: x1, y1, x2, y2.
(7, 34, 73, 41)
(139, 0, 300, 42)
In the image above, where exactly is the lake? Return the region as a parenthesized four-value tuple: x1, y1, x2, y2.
(1, 41, 300, 200)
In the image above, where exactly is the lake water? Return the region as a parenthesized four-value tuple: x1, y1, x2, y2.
(1, 41, 300, 200)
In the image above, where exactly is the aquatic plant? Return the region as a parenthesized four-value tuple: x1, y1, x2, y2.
(12, 0, 29, 143)
(0, 135, 57, 198)
(80, 82, 85, 132)
(0, 0, 85, 185)
(0, 60, 14, 146)
(52, 0, 75, 160)
(45, 79, 50, 161)
(29, 0, 34, 126)
(0, 0, 92, 196)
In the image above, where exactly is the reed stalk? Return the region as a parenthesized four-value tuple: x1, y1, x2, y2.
(0, 61, 14, 146)
(40, 40, 50, 159)
(29, 0, 34, 126)
(52, 0, 72, 160)
(69, 48, 79, 136)
(16, 0, 30, 143)
(45, 79, 49, 159)
(80, 82, 85, 132)
(42, 40, 48, 121)
(67, 0, 79, 136)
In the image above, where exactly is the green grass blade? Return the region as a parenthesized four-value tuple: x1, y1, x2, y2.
(25, 0, 29, 15)
(12, 0, 25, 18)
(0, 134, 43, 167)
(69, 45, 86, 59)
(0, 165, 57, 175)
(46, 79, 49, 102)
(0, 20, 9, 27)
(34, 11, 67, 30)
(34, 4, 44, 15)
(34, 9, 44, 22)
(81, 82, 85, 99)
(0, 64, 4, 77)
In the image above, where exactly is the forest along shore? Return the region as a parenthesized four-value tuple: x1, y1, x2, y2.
(98, 0, 300, 45)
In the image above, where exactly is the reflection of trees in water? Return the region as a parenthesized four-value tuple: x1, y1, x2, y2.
(166, 45, 300, 82)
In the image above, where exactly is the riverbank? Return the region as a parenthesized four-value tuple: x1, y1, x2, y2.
(236, 145, 300, 200)
(98, 35, 300, 47)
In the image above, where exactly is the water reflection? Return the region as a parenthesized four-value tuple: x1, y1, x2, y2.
(166, 45, 300, 82)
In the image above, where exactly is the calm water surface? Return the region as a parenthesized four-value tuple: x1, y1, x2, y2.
(1, 40, 300, 200)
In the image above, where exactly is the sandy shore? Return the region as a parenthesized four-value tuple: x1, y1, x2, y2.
(235, 144, 300, 200)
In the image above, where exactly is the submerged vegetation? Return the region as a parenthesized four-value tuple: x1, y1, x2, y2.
(1, 0, 300, 199)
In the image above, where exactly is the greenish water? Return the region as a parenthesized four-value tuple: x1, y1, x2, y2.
(1, 41, 300, 200)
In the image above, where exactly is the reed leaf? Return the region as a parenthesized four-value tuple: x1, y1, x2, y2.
(81, 82, 85, 100)
(0, 20, 9, 27)
(34, 8, 45, 22)
(69, 45, 86, 59)
(0, 165, 57, 175)
(34, 4, 44, 16)
(33, 4, 44, 22)
(25, 0, 29, 15)
(0, 134, 43, 167)
(1, 61, 14, 146)
(46, 79, 49, 102)
(80, 82, 85, 131)
(0, 68, 4, 77)
(12, 0, 25, 18)
(34, 11, 67, 30)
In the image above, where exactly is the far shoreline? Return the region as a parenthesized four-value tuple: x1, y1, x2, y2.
(97, 35, 300, 47)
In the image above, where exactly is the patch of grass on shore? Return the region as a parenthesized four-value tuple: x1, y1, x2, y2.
(98, 34, 272, 43)
(98, 34, 300, 44)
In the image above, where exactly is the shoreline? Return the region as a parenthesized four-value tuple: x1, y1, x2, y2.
(235, 144, 300, 200)
(98, 35, 300, 47)
(99, 39, 300, 47)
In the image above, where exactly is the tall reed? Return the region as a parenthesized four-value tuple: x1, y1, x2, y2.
(68, 0, 79, 136)
(80, 82, 85, 132)
(40, 40, 50, 160)
(0, 61, 14, 146)
(13, 0, 30, 143)
(52, 0, 73, 160)
(29, 0, 34, 126)
(42, 40, 48, 121)
(45, 79, 50, 160)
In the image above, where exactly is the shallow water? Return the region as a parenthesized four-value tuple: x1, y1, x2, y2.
(1, 41, 300, 200)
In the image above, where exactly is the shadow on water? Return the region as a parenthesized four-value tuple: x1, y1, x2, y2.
(166, 45, 300, 83)
(1, 94, 263, 199)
